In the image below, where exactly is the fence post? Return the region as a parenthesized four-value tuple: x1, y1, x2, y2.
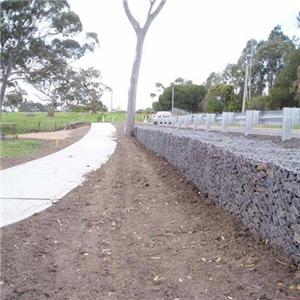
(222, 112, 234, 133)
(222, 112, 228, 133)
(245, 111, 253, 136)
(282, 107, 293, 141)
(206, 113, 215, 132)
(187, 115, 192, 128)
(253, 110, 260, 125)
(292, 107, 300, 127)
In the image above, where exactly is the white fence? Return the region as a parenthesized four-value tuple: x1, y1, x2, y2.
(154, 108, 300, 141)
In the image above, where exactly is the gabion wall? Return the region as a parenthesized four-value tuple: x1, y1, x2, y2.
(135, 125, 300, 261)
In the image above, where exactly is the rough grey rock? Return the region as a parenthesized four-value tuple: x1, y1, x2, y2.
(135, 125, 300, 261)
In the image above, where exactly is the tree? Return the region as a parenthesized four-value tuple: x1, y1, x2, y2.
(18, 101, 47, 112)
(0, 0, 98, 114)
(222, 63, 243, 89)
(255, 26, 295, 94)
(204, 84, 239, 113)
(247, 95, 270, 110)
(150, 92, 156, 106)
(294, 66, 300, 105)
(174, 77, 184, 85)
(269, 48, 300, 108)
(33, 67, 107, 114)
(4, 89, 25, 111)
(123, 0, 167, 135)
(205, 72, 222, 89)
(153, 81, 207, 112)
(155, 82, 166, 91)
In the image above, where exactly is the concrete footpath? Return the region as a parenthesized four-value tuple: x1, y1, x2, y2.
(0, 123, 117, 227)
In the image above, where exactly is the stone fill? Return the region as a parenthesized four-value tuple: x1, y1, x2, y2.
(135, 125, 300, 261)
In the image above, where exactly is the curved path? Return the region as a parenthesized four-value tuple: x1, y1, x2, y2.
(0, 123, 117, 227)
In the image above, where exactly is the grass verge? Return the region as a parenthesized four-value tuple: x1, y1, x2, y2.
(0, 139, 42, 158)
(2, 112, 145, 134)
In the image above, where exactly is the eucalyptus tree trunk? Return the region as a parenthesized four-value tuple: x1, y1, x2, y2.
(123, 0, 167, 136)
(0, 75, 8, 117)
(0, 65, 11, 118)
(126, 35, 145, 134)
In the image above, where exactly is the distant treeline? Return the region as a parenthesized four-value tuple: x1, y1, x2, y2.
(152, 19, 300, 113)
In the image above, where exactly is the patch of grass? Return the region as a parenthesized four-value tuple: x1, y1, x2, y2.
(256, 124, 281, 129)
(0, 139, 42, 158)
(2, 112, 145, 134)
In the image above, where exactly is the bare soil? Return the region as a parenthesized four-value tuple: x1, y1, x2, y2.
(1, 124, 300, 300)
(0, 125, 90, 170)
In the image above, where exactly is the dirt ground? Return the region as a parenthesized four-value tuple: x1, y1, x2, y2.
(1, 124, 300, 300)
(0, 125, 90, 170)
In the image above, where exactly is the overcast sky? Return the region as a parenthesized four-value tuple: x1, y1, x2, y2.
(68, 0, 299, 111)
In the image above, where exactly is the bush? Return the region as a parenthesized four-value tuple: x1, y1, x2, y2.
(247, 95, 270, 110)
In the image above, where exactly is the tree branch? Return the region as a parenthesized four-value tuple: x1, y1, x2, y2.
(144, 0, 167, 33)
(122, 0, 141, 34)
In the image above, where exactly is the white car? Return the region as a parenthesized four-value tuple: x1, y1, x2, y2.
(152, 111, 172, 125)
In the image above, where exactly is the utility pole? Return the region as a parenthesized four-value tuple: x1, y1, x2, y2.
(242, 62, 249, 113)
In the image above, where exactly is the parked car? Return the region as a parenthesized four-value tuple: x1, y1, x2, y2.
(152, 111, 172, 125)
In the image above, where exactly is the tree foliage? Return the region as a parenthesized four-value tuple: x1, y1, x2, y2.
(0, 0, 99, 112)
(255, 26, 295, 93)
(203, 23, 299, 111)
(269, 48, 300, 108)
(32, 67, 108, 114)
(204, 84, 240, 113)
(247, 95, 270, 110)
(4, 88, 26, 111)
(153, 80, 207, 112)
(18, 101, 47, 112)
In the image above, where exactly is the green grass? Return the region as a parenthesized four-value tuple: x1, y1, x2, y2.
(1, 112, 145, 134)
(0, 139, 42, 158)
(256, 124, 281, 129)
